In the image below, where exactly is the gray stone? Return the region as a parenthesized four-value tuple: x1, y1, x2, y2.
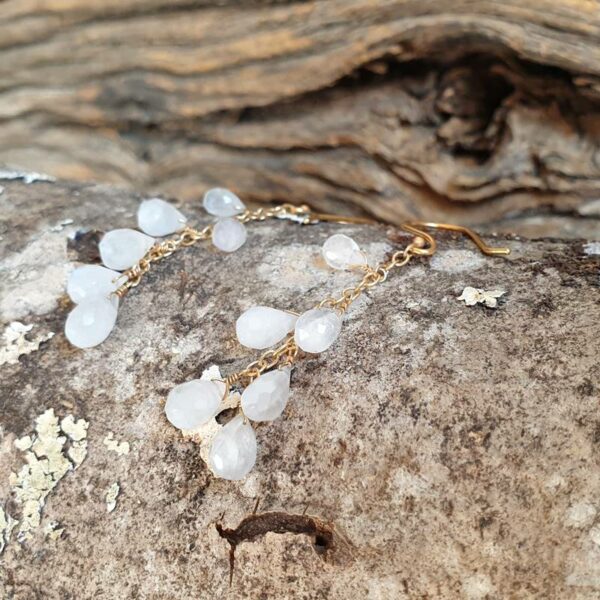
(0, 179, 599, 598)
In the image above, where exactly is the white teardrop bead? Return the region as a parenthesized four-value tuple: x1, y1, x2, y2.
(294, 308, 342, 353)
(164, 379, 224, 431)
(241, 368, 291, 422)
(99, 229, 155, 271)
(209, 415, 257, 480)
(137, 198, 187, 237)
(67, 265, 122, 309)
(212, 218, 247, 252)
(322, 234, 366, 270)
(64, 297, 118, 348)
(236, 306, 297, 350)
(203, 188, 246, 217)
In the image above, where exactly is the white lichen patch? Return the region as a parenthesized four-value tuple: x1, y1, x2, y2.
(0, 168, 56, 184)
(0, 321, 54, 366)
(7, 408, 89, 545)
(103, 432, 130, 456)
(105, 482, 120, 513)
(565, 502, 597, 529)
(458, 287, 505, 308)
(583, 242, 600, 256)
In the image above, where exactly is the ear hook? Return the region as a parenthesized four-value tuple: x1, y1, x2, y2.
(401, 222, 511, 257)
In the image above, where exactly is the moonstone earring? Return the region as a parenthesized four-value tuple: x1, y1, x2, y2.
(165, 218, 510, 480)
(63, 190, 333, 349)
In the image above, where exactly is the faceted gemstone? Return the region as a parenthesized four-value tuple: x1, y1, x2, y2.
(241, 368, 291, 422)
(164, 379, 224, 431)
(209, 415, 257, 480)
(212, 218, 247, 252)
(67, 265, 122, 309)
(236, 306, 297, 349)
(137, 198, 186, 237)
(322, 234, 366, 270)
(99, 229, 155, 271)
(64, 297, 118, 348)
(294, 308, 342, 353)
(203, 188, 246, 217)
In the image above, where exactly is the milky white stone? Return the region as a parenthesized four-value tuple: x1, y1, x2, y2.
(209, 415, 257, 480)
(322, 234, 366, 270)
(67, 265, 122, 309)
(137, 198, 186, 237)
(165, 379, 224, 431)
(294, 308, 342, 353)
(212, 218, 247, 252)
(236, 306, 297, 349)
(64, 298, 118, 348)
(99, 229, 155, 271)
(203, 188, 246, 217)
(241, 368, 291, 422)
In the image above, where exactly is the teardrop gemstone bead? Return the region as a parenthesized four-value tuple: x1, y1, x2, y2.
(322, 234, 366, 270)
(203, 188, 246, 217)
(164, 379, 224, 431)
(241, 368, 291, 422)
(64, 297, 118, 348)
(209, 415, 257, 480)
(212, 218, 247, 252)
(67, 265, 122, 309)
(99, 229, 155, 271)
(137, 198, 187, 237)
(294, 308, 342, 353)
(236, 306, 297, 349)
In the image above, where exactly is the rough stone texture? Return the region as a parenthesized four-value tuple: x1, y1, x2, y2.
(2, 1, 600, 238)
(0, 178, 599, 599)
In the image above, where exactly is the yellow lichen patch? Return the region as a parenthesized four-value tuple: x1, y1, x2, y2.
(103, 432, 130, 456)
(6, 408, 89, 545)
(60, 415, 89, 441)
(458, 287, 506, 308)
(0, 322, 54, 366)
(105, 482, 120, 513)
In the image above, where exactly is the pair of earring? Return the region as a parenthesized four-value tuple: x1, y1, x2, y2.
(63, 189, 510, 480)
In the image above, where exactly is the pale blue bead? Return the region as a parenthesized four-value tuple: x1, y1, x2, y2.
(137, 198, 187, 237)
(203, 188, 246, 217)
(67, 265, 122, 309)
(99, 229, 155, 271)
(64, 298, 118, 348)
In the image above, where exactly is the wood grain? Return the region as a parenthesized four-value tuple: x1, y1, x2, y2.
(1, 1, 600, 236)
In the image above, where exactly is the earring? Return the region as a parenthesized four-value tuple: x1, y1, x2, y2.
(161, 216, 511, 481)
(64, 189, 370, 349)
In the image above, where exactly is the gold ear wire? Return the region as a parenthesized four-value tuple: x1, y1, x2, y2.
(400, 222, 511, 257)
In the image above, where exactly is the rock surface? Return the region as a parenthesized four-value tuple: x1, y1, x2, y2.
(0, 178, 599, 598)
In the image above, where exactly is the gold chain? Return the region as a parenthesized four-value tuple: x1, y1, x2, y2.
(226, 243, 420, 390)
(114, 203, 314, 298)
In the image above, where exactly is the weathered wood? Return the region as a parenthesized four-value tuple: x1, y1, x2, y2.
(1, 1, 600, 237)
(0, 178, 599, 598)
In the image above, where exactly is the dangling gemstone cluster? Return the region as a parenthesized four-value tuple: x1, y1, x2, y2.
(64, 190, 248, 349)
(165, 231, 367, 480)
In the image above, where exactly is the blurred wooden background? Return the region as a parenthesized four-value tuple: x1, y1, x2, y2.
(1, 0, 600, 237)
